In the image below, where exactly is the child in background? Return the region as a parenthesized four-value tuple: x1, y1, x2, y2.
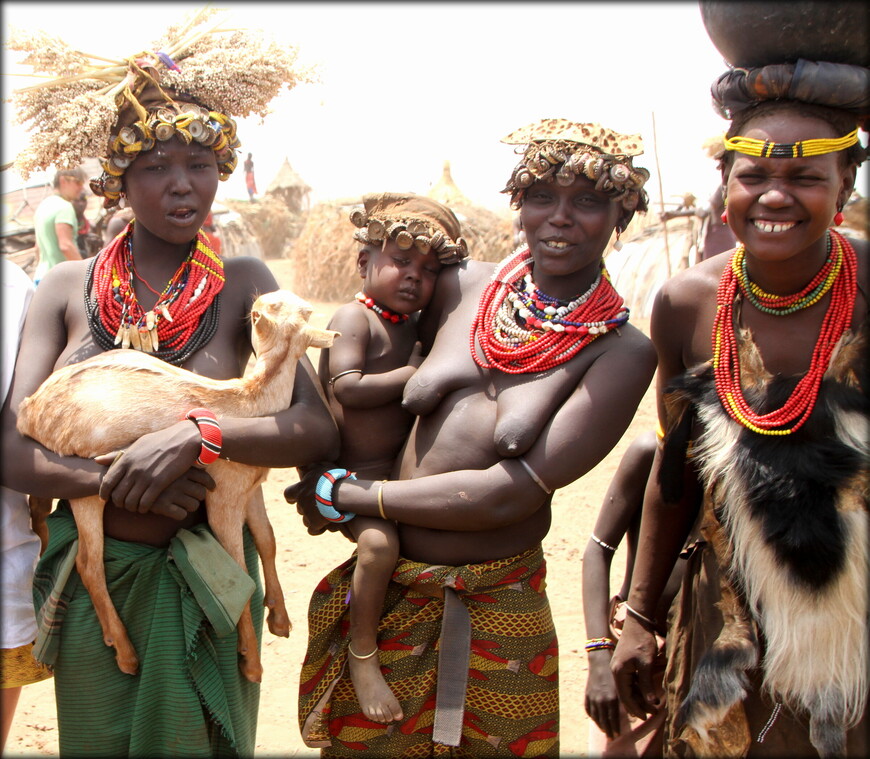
(582, 431, 685, 757)
(317, 192, 467, 723)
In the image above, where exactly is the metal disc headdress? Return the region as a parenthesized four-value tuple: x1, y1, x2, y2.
(500, 118, 651, 213)
(349, 192, 469, 265)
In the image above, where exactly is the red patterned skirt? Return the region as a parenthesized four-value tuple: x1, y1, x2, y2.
(299, 545, 559, 757)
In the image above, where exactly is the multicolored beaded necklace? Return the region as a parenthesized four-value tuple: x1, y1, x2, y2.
(470, 246, 630, 374)
(734, 233, 841, 315)
(712, 228, 857, 435)
(85, 221, 226, 365)
(355, 291, 410, 324)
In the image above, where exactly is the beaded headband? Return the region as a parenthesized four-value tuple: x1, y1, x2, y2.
(350, 192, 468, 265)
(723, 127, 860, 158)
(501, 118, 650, 212)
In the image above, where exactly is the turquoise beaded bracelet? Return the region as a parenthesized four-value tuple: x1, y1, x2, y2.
(315, 469, 357, 523)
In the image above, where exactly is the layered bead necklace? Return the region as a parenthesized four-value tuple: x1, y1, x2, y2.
(355, 291, 410, 324)
(712, 228, 856, 435)
(86, 221, 226, 365)
(470, 246, 630, 374)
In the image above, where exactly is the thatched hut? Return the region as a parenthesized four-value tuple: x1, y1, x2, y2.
(223, 158, 311, 259)
(427, 161, 514, 264)
(266, 158, 311, 214)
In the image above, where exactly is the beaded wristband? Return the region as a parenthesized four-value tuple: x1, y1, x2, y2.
(185, 407, 222, 467)
(315, 469, 357, 523)
(584, 637, 616, 652)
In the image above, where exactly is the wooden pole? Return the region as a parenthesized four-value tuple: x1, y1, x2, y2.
(651, 111, 672, 279)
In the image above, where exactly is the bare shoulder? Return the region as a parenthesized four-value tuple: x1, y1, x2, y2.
(595, 321, 656, 383)
(221, 256, 280, 308)
(657, 252, 727, 311)
(326, 301, 369, 332)
(32, 258, 89, 309)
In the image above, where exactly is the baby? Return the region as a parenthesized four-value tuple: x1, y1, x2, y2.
(318, 192, 467, 722)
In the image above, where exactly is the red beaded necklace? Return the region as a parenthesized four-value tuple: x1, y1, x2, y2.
(355, 291, 410, 323)
(712, 229, 857, 435)
(86, 220, 226, 365)
(470, 246, 630, 374)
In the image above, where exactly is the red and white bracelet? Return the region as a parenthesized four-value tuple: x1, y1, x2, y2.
(185, 407, 222, 467)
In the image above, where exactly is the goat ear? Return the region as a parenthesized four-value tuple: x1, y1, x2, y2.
(307, 327, 340, 349)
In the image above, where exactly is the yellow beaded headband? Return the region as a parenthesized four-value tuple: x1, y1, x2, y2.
(723, 128, 859, 158)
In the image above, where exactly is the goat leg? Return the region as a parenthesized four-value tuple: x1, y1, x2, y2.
(205, 470, 263, 684)
(69, 496, 139, 675)
(246, 488, 290, 637)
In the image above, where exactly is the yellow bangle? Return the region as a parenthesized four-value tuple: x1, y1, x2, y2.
(377, 480, 388, 520)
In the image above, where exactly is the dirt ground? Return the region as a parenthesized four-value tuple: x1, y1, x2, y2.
(4, 257, 657, 758)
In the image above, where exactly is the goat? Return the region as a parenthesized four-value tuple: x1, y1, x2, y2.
(17, 290, 338, 683)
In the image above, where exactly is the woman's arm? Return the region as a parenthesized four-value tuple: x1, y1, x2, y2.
(292, 328, 657, 533)
(2, 263, 118, 499)
(610, 282, 703, 719)
(582, 432, 657, 739)
(98, 258, 341, 508)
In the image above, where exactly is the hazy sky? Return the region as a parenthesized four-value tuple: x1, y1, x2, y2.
(7, 2, 860, 213)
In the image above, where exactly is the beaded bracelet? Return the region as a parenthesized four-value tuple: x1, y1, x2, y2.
(315, 468, 357, 523)
(185, 407, 222, 467)
(585, 637, 616, 652)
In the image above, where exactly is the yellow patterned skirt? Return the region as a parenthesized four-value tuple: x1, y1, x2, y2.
(300, 545, 559, 758)
(1, 642, 53, 689)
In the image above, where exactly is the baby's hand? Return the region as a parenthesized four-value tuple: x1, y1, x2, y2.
(408, 341, 424, 369)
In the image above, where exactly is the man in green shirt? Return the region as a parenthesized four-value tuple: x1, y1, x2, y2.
(33, 168, 86, 283)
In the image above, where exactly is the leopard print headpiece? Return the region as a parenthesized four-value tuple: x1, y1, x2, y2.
(501, 118, 650, 213)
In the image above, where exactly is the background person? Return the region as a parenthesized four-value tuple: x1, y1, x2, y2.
(583, 431, 685, 757)
(33, 167, 86, 283)
(0, 258, 53, 754)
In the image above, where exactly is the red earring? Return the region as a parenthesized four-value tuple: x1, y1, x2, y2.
(720, 211, 728, 224)
(833, 211, 844, 226)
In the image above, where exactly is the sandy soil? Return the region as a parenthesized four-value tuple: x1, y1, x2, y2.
(5, 258, 657, 758)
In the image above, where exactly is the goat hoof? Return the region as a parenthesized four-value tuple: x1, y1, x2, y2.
(116, 652, 139, 676)
(239, 655, 263, 683)
(266, 607, 291, 637)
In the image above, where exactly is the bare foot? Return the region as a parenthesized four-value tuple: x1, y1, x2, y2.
(348, 646, 403, 723)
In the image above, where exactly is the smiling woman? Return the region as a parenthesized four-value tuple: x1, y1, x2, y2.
(610, 56, 870, 759)
(287, 118, 658, 757)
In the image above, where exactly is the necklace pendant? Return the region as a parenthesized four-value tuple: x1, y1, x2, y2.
(145, 310, 155, 331)
(139, 328, 153, 353)
(149, 328, 159, 352)
(114, 324, 125, 346)
(159, 305, 173, 323)
(129, 325, 142, 351)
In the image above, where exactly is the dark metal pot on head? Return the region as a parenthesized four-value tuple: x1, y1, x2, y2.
(699, 1, 870, 68)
